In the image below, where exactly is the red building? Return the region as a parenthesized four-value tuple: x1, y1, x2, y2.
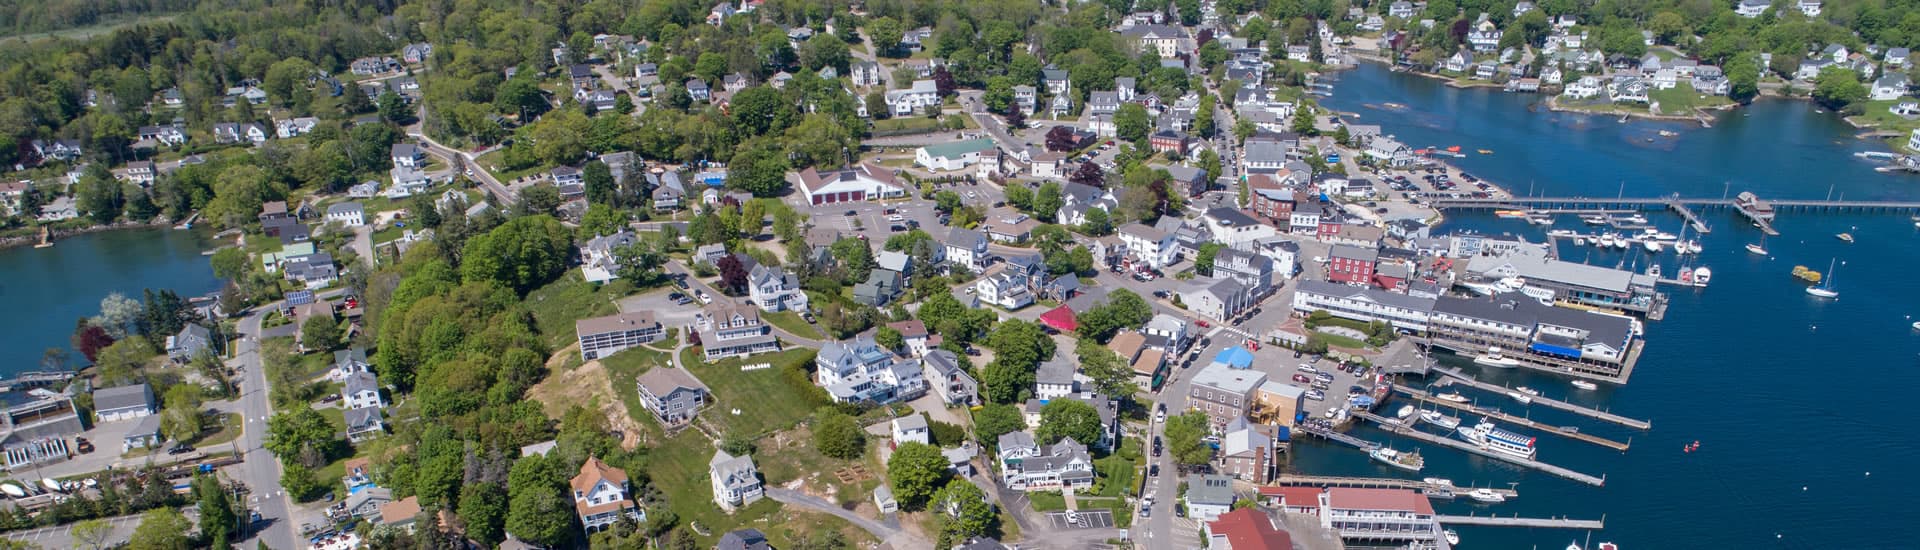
(1149, 131, 1188, 156)
(1326, 244, 1377, 285)
(1245, 174, 1295, 222)
(1204, 508, 1295, 550)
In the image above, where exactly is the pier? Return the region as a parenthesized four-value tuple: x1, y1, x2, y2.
(0, 371, 77, 392)
(1296, 422, 1381, 451)
(1392, 387, 1632, 451)
(1431, 195, 1920, 238)
(1353, 412, 1608, 487)
(1433, 367, 1652, 430)
(1665, 199, 1710, 234)
(1435, 514, 1604, 529)
(1272, 475, 1518, 499)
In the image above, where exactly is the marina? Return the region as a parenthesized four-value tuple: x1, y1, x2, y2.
(1354, 411, 1608, 487)
(1271, 475, 1520, 500)
(1393, 386, 1632, 451)
(1434, 514, 1605, 530)
(1433, 367, 1652, 430)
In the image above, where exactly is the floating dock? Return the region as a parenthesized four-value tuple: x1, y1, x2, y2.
(1354, 411, 1607, 487)
(1296, 422, 1381, 451)
(1273, 475, 1518, 500)
(1393, 387, 1631, 451)
(1434, 367, 1651, 430)
(1436, 514, 1604, 529)
(1665, 199, 1710, 234)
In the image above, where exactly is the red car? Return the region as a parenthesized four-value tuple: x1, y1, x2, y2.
(1195, 320, 1211, 328)
(1292, 374, 1311, 383)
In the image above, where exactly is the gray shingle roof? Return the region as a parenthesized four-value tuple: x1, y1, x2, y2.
(94, 383, 154, 413)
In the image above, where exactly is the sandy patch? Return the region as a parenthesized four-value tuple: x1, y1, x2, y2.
(528, 345, 648, 450)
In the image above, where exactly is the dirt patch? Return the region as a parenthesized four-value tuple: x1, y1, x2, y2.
(528, 348, 648, 450)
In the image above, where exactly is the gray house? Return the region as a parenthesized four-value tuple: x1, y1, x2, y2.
(166, 323, 216, 363)
(345, 407, 386, 442)
(95, 383, 157, 422)
(853, 269, 905, 306)
(635, 367, 710, 427)
(922, 350, 978, 406)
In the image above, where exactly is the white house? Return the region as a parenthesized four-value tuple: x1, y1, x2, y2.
(892, 415, 930, 446)
(94, 384, 156, 422)
(945, 228, 990, 271)
(1908, 129, 1920, 152)
(1609, 77, 1650, 103)
(1118, 222, 1178, 269)
(975, 271, 1035, 310)
(1202, 208, 1277, 247)
(1870, 74, 1910, 101)
(793, 163, 906, 205)
(710, 449, 764, 510)
(1798, 0, 1822, 17)
(572, 457, 644, 533)
(1119, 24, 1185, 58)
(916, 139, 997, 171)
(1736, 0, 1770, 17)
(391, 143, 425, 168)
(342, 372, 386, 410)
(746, 264, 809, 312)
(326, 202, 366, 227)
(996, 431, 1094, 491)
(815, 335, 927, 404)
(885, 80, 940, 117)
(276, 117, 319, 138)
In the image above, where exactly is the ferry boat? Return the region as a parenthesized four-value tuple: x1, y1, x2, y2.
(1466, 488, 1508, 503)
(1437, 392, 1471, 403)
(1571, 380, 1598, 391)
(1421, 410, 1462, 429)
(1446, 530, 1462, 545)
(1396, 405, 1417, 420)
(1459, 419, 1539, 460)
(1370, 447, 1425, 472)
(1474, 347, 1521, 368)
(1507, 391, 1533, 404)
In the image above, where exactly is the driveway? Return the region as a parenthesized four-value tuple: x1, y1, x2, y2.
(765, 486, 930, 549)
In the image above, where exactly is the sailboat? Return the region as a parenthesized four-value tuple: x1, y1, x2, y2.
(1745, 235, 1768, 255)
(1807, 258, 1840, 298)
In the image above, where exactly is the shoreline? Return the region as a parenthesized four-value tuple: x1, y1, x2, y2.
(0, 219, 179, 251)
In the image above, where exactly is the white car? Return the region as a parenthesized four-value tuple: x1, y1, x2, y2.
(1155, 410, 1166, 423)
(1313, 256, 1329, 263)
(1297, 364, 1319, 374)
(887, 214, 905, 222)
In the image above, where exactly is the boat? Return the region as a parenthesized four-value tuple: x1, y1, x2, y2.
(1658, 129, 1679, 137)
(1547, 229, 1577, 238)
(1446, 529, 1462, 545)
(1495, 209, 1529, 219)
(1467, 488, 1508, 503)
(1459, 418, 1539, 460)
(1791, 265, 1823, 283)
(1421, 410, 1462, 430)
(1617, 213, 1649, 224)
(1437, 392, 1471, 403)
(1807, 258, 1839, 298)
(40, 479, 63, 493)
(1598, 543, 1619, 550)
(1424, 477, 1455, 487)
(1527, 214, 1554, 225)
(1642, 239, 1663, 253)
(1580, 214, 1609, 225)
(1571, 380, 1598, 390)
(1679, 267, 1695, 286)
(0, 483, 24, 499)
(1745, 243, 1768, 255)
(1567, 542, 1585, 550)
(1837, 232, 1854, 243)
(1517, 386, 1540, 396)
(1646, 264, 1661, 278)
(1596, 233, 1616, 248)
(1611, 234, 1630, 249)
(1473, 347, 1521, 368)
(1691, 266, 1712, 287)
(1396, 405, 1417, 420)
(1507, 391, 1533, 404)
(1913, 322, 1920, 330)
(1574, 236, 1588, 246)
(1370, 447, 1425, 472)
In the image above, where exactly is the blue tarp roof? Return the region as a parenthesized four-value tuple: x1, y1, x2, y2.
(1275, 426, 1291, 442)
(1214, 346, 1254, 369)
(1530, 342, 1582, 359)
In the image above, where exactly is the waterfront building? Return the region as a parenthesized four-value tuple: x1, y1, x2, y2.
(1427, 292, 1641, 379)
(1291, 279, 1437, 332)
(572, 457, 645, 533)
(1462, 249, 1662, 316)
(94, 383, 156, 422)
(1205, 507, 1295, 550)
(1316, 488, 1443, 545)
(1185, 474, 1237, 521)
(575, 312, 664, 361)
(1216, 417, 1279, 483)
(1909, 129, 1920, 152)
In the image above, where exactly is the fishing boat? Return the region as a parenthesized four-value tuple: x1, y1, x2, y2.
(1807, 258, 1840, 298)
(1437, 392, 1471, 403)
(1459, 419, 1539, 460)
(1467, 488, 1508, 503)
(1474, 347, 1521, 368)
(1571, 380, 1598, 390)
(1446, 530, 1462, 545)
(1507, 391, 1533, 404)
(1691, 266, 1712, 287)
(1791, 265, 1823, 283)
(1642, 239, 1663, 253)
(1421, 410, 1462, 430)
(1396, 405, 1417, 420)
(1370, 447, 1425, 472)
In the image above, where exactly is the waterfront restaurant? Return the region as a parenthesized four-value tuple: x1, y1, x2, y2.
(1426, 292, 1641, 380)
(1317, 487, 1444, 545)
(1463, 250, 1663, 316)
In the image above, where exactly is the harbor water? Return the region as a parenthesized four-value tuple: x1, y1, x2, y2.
(0, 229, 221, 372)
(1299, 63, 1920, 548)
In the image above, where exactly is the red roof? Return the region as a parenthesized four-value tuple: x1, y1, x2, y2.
(1039, 305, 1078, 332)
(1258, 486, 1325, 509)
(1206, 508, 1294, 550)
(1326, 487, 1434, 515)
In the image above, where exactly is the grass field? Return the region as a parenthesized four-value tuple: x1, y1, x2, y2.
(595, 345, 676, 442)
(524, 271, 634, 349)
(1649, 83, 1735, 115)
(1092, 437, 1143, 498)
(642, 430, 876, 547)
(763, 311, 822, 338)
(1846, 99, 1920, 135)
(678, 347, 826, 437)
(190, 412, 244, 447)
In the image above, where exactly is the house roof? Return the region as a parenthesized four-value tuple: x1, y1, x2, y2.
(378, 496, 422, 526)
(945, 228, 988, 250)
(1297, 279, 1438, 312)
(576, 311, 660, 336)
(1108, 331, 1147, 359)
(1039, 305, 1079, 333)
(571, 456, 630, 493)
(345, 406, 385, 429)
(1433, 292, 1633, 347)
(1190, 362, 1266, 395)
(1326, 487, 1434, 514)
(636, 367, 709, 397)
(95, 383, 155, 412)
(1206, 508, 1294, 550)
(893, 414, 928, 433)
(1186, 474, 1236, 506)
(717, 529, 772, 550)
(886, 320, 928, 338)
(921, 138, 997, 159)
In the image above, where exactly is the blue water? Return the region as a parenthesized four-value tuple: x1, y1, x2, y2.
(0, 229, 221, 372)
(1292, 63, 1920, 549)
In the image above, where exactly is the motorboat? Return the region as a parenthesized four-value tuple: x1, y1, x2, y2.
(1459, 418, 1540, 460)
(1745, 242, 1768, 255)
(1474, 347, 1521, 368)
(1912, 322, 1920, 330)
(41, 478, 63, 493)
(1370, 447, 1425, 472)
(1446, 530, 1462, 545)
(1547, 229, 1578, 238)
(1396, 405, 1417, 420)
(1646, 264, 1662, 278)
(1574, 236, 1588, 246)
(1691, 266, 1712, 287)
(1837, 232, 1854, 243)
(1639, 229, 1678, 241)
(1527, 215, 1554, 225)
(1598, 543, 1619, 550)
(1642, 239, 1663, 253)
(1508, 391, 1533, 404)
(1612, 234, 1630, 249)
(1495, 210, 1529, 219)
(1597, 233, 1617, 248)
(1516, 386, 1541, 396)
(1567, 542, 1585, 550)
(0, 482, 25, 499)
(1571, 380, 1599, 391)
(1421, 410, 1462, 429)
(1617, 213, 1649, 224)
(1467, 488, 1508, 503)
(1580, 214, 1608, 225)
(1686, 241, 1703, 254)
(1437, 392, 1471, 403)
(1423, 477, 1455, 488)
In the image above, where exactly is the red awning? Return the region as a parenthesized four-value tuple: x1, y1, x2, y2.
(1039, 305, 1078, 333)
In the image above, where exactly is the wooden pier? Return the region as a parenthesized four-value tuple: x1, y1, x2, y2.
(1433, 367, 1651, 430)
(1665, 199, 1710, 234)
(1354, 412, 1607, 487)
(1392, 387, 1632, 451)
(1436, 514, 1604, 529)
(1430, 195, 1920, 238)
(1273, 475, 1518, 499)
(1297, 423, 1381, 451)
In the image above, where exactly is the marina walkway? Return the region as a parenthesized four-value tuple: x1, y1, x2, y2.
(1436, 514, 1605, 529)
(1354, 412, 1607, 487)
(1296, 423, 1381, 451)
(1273, 475, 1518, 499)
(1393, 387, 1632, 451)
(1434, 367, 1652, 430)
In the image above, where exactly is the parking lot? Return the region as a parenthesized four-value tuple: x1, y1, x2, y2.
(1047, 509, 1115, 530)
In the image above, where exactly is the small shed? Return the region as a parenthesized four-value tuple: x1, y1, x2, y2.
(873, 486, 898, 514)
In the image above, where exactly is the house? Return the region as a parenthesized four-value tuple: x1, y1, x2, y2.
(402, 42, 433, 64)
(853, 269, 905, 306)
(281, 252, 339, 289)
(746, 265, 808, 312)
(1212, 247, 1275, 297)
(1910, 128, 1920, 152)
(710, 449, 765, 510)
(651, 171, 686, 210)
(576, 312, 664, 361)
(1364, 137, 1412, 166)
(345, 407, 386, 442)
(1888, 47, 1911, 68)
(851, 61, 883, 87)
(1120, 24, 1186, 58)
(1180, 278, 1249, 322)
(1205, 507, 1295, 550)
(1188, 362, 1268, 428)
(885, 79, 940, 117)
(923, 350, 978, 406)
(886, 320, 933, 357)
(1736, 0, 1770, 17)
(325, 202, 365, 227)
(1541, 66, 1564, 85)
(696, 301, 777, 360)
(579, 230, 637, 284)
(275, 117, 319, 138)
(1291, 279, 1438, 332)
(1609, 76, 1650, 103)
(892, 415, 930, 446)
(717, 529, 772, 550)
(391, 143, 425, 168)
(137, 124, 188, 147)
(94, 384, 156, 422)
(996, 431, 1094, 491)
(976, 270, 1035, 310)
(1466, 20, 1503, 52)
(1218, 417, 1279, 482)
(1043, 66, 1072, 96)
(376, 497, 423, 532)
(1799, 0, 1823, 16)
(573, 457, 644, 533)
(1871, 74, 1910, 101)
(1185, 474, 1237, 521)
(1013, 85, 1038, 115)
(165, 323, 216, 363)
(342, 371, 385, 410)
(635, 367, 709, 427)
(1087, 91, 1121, 117)
(331, 348, 372, 382)
(1203, 208, 1276, 247)
(1444, 51, 1473, 73)
(1118, 221, 1179, 269)
(1316, 488, 1443, 544)
(815, 335, 927, 404)
(1563, 76, 1603, 99)
(916, 139, 997, 171)
(707, 1, 735, 25)
(1149, 131, 1189, 156)
(794, 163, 905, 205)
(350, 57, 399, 75)
(1388, 1, 1416, 19)
(30, 139, 82, 162)
(944, 228, 991, 271)
(1651, 68, 1679, 89)
(345, 488, 394, 519)
(687, 78, 711, 101)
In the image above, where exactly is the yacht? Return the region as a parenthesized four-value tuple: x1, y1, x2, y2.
(1474, 347, 1521, 368)
(1691, 266, 1712, 287)
(1646, 264, 1662, 278)
(1807, 258, 1839, 298)
(1423, 478, 1455, 488)
(1571, 380, 1599, 391)
(1370, 447, 1425, 472)
(1642, 239, 1663, 253)
(1527, 214, 1555, 225)
(1617, 213, 1649, 224)
(1596, 233, 1616, 247)
(1396, 405, 1417, 420)
(1581, 214, 1608, 225)
(1437, 392, 1471, 403)
(1467, 488, 1508, 503)
(1459, 418, 1539, 460)
(1516, 386, 1541, 396)
(1547, 229, 1578, 238)
(1507, 391, 1533, 404)
(1421, 410, 1462, 430)
(1745, 242, 1768, 255)
(1445, 530, 1462, 545)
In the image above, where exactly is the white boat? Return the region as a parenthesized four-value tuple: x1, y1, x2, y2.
(1459, 418, 1539, 460)
(1580, 215, 1608, 225)
(1686, 240, 1703, 254)
(1547, 229, 1577, 238)
(1370, 447, 1425, 472)
(1837, 232, 1854, 243)
(1517, 386, 1540, 396)
(41, 478, 63, 493)
(1571, 380, 1598, 390)
(1574, 236, 1588, 246)
(1446, 529, 1461, 545)
(1598, 543, 1620, 550)
(1611, 234, 1630, 249)
(1437, 392, 1471, 403)
(1396, 405, 1417, 420)
(1423, 477, 1455, 487)
(1527, 215, 1554, 225)
(1691, 266, 1711, 287)
(1474, 347, 1521, 368)
(1618, 213, 1649, 224)
(1745, 243, 1768, 255)
(1421, 410, 1462, 429)
(1597, 234, 1616, 248)
(0, 483, 24, 499)
(1507, 391, 1533, 404)
(1642, 239, 1663, 253)
(1467, 488, 1508, 503)
(1807, 258, 1839, 298)
(1912, 322, 1920, 330)
(1646, 264, 1662, 278)
(1567, 542, 1585, 550)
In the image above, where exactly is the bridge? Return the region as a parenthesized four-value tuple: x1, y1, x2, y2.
(1272, 474, 1518, 499)
(1436, 514, 1605, 529)
(1393, 387, 1632, 451)
(1433, 367, 1651, 430)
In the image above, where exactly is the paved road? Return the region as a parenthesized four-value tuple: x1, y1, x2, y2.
(4, 507, 198, 548)
(231, 289, 347, 550)
(765, 487, 929, 549)
(406, 131, 514, 206)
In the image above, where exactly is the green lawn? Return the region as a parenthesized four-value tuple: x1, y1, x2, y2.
(1847, 99, 1920, 135)
(1310, 331, 1369, 350)
(596, 345, 677, 442)
(475, 149, 548, 184)
(1648, 83, 1735, 115)
(524, 270, 635, 349)
(870, 116, 946, 136)
(677, 347, 827, 437)
(763, 311, 822, 338)
(370, 224, 406, 245)
(1028, 491, 1066, 511)
(1092, 437, 1143, 498)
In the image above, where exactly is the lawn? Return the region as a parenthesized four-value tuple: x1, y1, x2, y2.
(524, 270, 634, 349)
(642, 430, 876, 548)
(191, 412, 244, 447)
(1648, 83, 1735, 115)
(1846, 99, 1920, 135)
(870, 116, 947, 136)
(1091, 437, 1143, 498)
(370, 224, 406, 245)
(677, 347, 827, 437)
(596, 345, 676, 442)
(754, 427, 884, 505)
(1028, 491, 1066, 511)
(474, 149, 548, 184)
(763, 311, 822, 338)
(1310, 331, 1369, 350)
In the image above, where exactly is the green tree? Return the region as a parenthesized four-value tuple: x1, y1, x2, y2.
(506, 486, 573, 547)
(813, 408, 867, 459)
(931, 479, 997, 544)
(1812, 67, 1866, 109)
(876, 326, 905, 351)
(460, 215, 571, 293)
(731, 86, 794, 136)
(979, 359, 1034, 404)
(984, 319, 1054, 369)
(194, 474, 237, 548)
(583, 161, 615, 206)
(127, 508, 191, 550)
(1081, 207, 1113, 235)
(1194, 242, 1224, 276)
(1033, 182, 1065, 222)
(265, 408, 344, 468)
(1164, 411, 1214, 466)
(1075, 338, 1134, 399)
(868, 17, 905, 57)
(72, 519, 112, 550)
(971, 403, 1025, 447)
(280, 462, 323, 501)
(160, 384, 205, 443)
(1195, 95, 1217, 138)
(1726, 55, 1762, 103)
(802, 33, 851, 73)
(830, 237, 876, 283)
(727, 143, 791, 197)
(1291, 104, 1316, 135)
(209, 247, 248, 280)
(300, 314, 341, 350)
(886, 442, 951, 509)
(1035, 399, 1101, 445)
(459, 482, 509, 548)
(1114, 103, 1152, 143)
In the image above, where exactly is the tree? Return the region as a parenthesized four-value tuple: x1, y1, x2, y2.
(980, 360, 1034, 404)
(1114, 103, 1151, 143)
(830, 237, 876, 283)
(72, 322, 115, 363)
(1164, 411, 1214, 466)
(160, 384, 205, 443)
(1005, 103, 1027, 129)
(1195, 242, 1225, 276)
(738, 201, 766, 238)
(887, 442, 951, 509)
(209, 247, 249, 280)
(1033, 182, 1065, 222)
(972, 404, 1025, 447)
(813, 408, 867, 459)
(72, 519, 113, 550)
(300, 314, 341, 350)
(1081, 207, 1113, 235)
(1075, 289, 1155, 343)
(377, 92, 411, 123)
(985, 319, 1054, 369)
(1045, 126, 1078, 151)
(866, 91, 888, 119)
(1233, 118, 1256, 144)
(868, 17, 905, 57)
(461, 215, 571, 293)
(583, 161, 616, 206)
(92, 292, 143, 338)
(727, 144, 791, 197)
(731, 86, 793, 136)
(1291, 104, 1316, 135)
(933, 67, 956, 97)
(1812, 67, 1867, 109)
(801, 34, 851, 73)
(717, 254, 749, 294)
(506, 486, 573, 547)
(194, 474, 237, 548)
(1195, 95, 1217, 138)
(265, 408, 344, 468)
(127, 508, 191, 550)
(1035, 399, 1102, 445)
(876, 326, 905, 351)
(1726, 55, 1762, 103)
(931, 479, 996, 544)
(1075, 338, 1133, 399)
(459, 482, 509, 548)
(517, 185, 561, 216)
(1069, 162, 1104, 187)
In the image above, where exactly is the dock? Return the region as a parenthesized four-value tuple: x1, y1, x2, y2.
(1354, 412, 1607, 486)
(1433, 367, 1651, 430)
(1429, 194, 1920, 239)
(1665, 199, 1710, 234)
(1392, 387, 1632, 451)
(1272, 475, 1517, 499)
(0, 371, 77, 392)
(1296, 422, 1381, 451)
(1436, 514, 1604, 529)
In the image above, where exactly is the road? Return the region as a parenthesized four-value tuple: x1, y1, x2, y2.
(766, 487, 930, 549)
(406, 131, 514, 206)
(231, 289, 348, 550)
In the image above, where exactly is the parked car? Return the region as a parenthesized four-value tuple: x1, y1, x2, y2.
(1297, 364, 1318, 374)
(1292, 374, 1312, 383)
